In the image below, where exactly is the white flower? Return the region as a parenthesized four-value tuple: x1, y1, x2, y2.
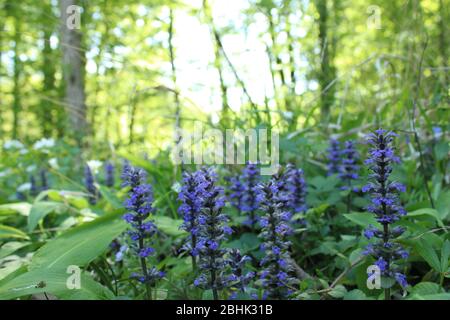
(171, 182, 182, 193)
(26, 165, 37, 173)
(48, 158, 59, 169)
(283, 111, 294, 120)
(0, 169, 12, 178)
(87, 160, 103, 174)
(33, 138, 55, 151)
(3, 140, 25, 150)
(17, 183, 32, 192)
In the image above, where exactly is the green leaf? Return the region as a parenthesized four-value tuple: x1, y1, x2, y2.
(0, 203, 31, 216)
(0, 225, 29, 240)
(414, 239, 442, 272)
(0, 269, 114, 300)
(409, 293, 450, 300)
(0, 241, 30, 260)
(343, 289, 369, 300)
(96, 184, 122, 209)
(408, 208, 445, 228)
(349, 248, 364, 264)
(328, 285, 347, 298)
(45, 190, 89, 209)
(27, 201, 67, 232)
(436, 190, 450, 220)
(343, 212, 379, 228)
(30, 211, 127, 271)
(411, 282, 440, 296)
(152, 216, 186, 237)
(226, 233, 261, 252)
(440, 240, 450, 273)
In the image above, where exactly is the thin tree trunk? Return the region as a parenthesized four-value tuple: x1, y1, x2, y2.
(12, 9, 21, 139)
(438, 0, 449, 85)
(203, 0, 256, 121)
(41, 8, 57, 137)
(316, 0, 336, 124)
(60, 0, 87, 142)
(168, 8, 182, 138)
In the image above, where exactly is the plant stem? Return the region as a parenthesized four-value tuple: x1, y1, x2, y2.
(191, 231, 197, 271)
(211, 269, 219, 300)
(138, 237, 152, 300)
(383, 223, 391, 301)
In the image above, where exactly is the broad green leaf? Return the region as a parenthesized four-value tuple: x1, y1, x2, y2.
(0, 203, 31, 216)
(0, 241, 30, 260)
(411, 282, 440, 296)
(440, 240, 450, 273)
(408, 208, 445, 228)
(0, 269, 113, 300)
(410, 293, 450, 300)
(349, 248, 364, 264)
(0, 225, 29, 240)
(153, 216, 186, 237)
(45, 190, 89, 209)
(414, 239, 442, 272)
(28, 201, 67, 232)
(30, 211, 127, 271)
(436, 190, 450, 220)
(0, 255, 30, 281)
(328, 285, 347, 298)
(343, 212, 379, 228)
(344, 289, 369, 300)
(226, 233, 261, 252)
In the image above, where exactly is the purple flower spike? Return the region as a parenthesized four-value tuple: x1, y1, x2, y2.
(327, 138, 342, 175)
(228, 163, 263, 227)
(121, 164, 163, 288)
(193, 167, 232, 300)
(258, 177, 297, 299)
(362, 128, 408, 295)
(339, 140, 360, 190)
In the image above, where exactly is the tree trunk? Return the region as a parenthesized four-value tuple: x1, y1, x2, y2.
(12, 8, 21, 139)
(316, 0, 336, 124)
(41, 6, 57, 137)
(60, 0, 87, 142)
(438, 0, 449, 85)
